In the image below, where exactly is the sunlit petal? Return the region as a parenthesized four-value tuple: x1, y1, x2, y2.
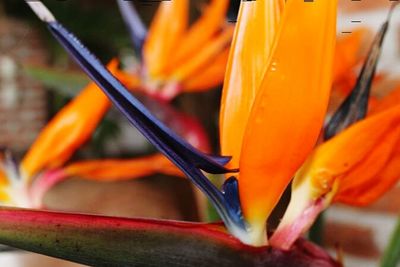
(219, 0, 284, 169)
(238, 0, 337, 245)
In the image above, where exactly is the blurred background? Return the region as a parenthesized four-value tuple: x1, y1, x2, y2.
(0, 0, 399, 266)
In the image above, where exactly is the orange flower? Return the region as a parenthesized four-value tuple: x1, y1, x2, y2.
(220, 0, 337, 245)
(0, 61, 138, 207)
(28, 0, 398, 251)
(140, 0, 233, 100)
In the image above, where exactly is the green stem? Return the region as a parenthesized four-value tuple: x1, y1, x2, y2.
(381, 216, 400, 267)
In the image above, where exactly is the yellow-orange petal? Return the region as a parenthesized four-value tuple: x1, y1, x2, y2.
(64, 154, 183, 182)
(237, 0, 338, 245)
(0, 189, 10, 203)
(219, 0, 284, 169)
(170, 26, 233, 82)
(20, 60, 120, 181)
(168, 0, 229, 69)
(143, 0, 188, 79)
(182, 47, 230, 92)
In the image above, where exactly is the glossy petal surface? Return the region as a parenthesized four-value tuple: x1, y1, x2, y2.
(219, 0, 284, 168)
(238, 0, 337, 244)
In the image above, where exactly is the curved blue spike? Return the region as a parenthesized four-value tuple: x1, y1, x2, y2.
(43, 21, 245, 233)
(117, 0, 147, 55)
(47, 22, 235, 175)
(324, 14, 391, 140)
(209, 155, 233, 166)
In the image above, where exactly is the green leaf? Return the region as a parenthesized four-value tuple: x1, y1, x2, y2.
(0, 207, 340, 267)
(381, 217, 400, 267)
(23, 65, 89, 97)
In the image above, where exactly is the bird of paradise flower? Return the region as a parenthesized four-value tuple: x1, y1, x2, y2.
(117, 0, 233, 100)
(0, 0, 397, 266)
(0, 0, 233, 209)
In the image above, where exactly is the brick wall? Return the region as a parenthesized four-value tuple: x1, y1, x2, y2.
(0, 17, 47, 153)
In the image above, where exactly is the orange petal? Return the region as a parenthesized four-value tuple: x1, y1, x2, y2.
(340, 152, 400, 206)
(370, 85, 400, 114)
(143, 0, 188, 79)
(270, 105, 400, 248)
(237, 0, 338, 245)
(182, 47, 230, 92)
(64, 154, 183, 182)
(334, 133, 400, 205)
(170, 26, 233, 82)
(0, 168, 7, 187)
(20, 60, 120, 181)
(219, 0, 284, 169)
(333, 28, 367, 82)
(335, 126, 400, 195)
(169, 0, 229, 68)
(297, 104, 400, 202)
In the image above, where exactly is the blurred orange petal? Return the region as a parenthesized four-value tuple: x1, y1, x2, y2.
(64, 154, 183, 182)
(219, 0, 284, 169)
(333, 28, 367, 82)
(182, 47, 229, 92)
(143, 0, 188, 79)
(171, 26, 233, 82)
(238, 0, 337, 244)
(0, 168, 7, 186)
(21, 60, 120, 181)
(170, 0, 229, 68)
(370, 85, 400, 114)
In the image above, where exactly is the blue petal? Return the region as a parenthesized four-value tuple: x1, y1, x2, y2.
(45, 21, 245, 232)
(222, 177, 243, 221)
(47, 22, 233, 174)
